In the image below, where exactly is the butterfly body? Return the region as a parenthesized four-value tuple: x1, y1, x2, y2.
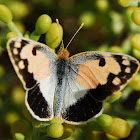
(55, 58, 67, 116)
(7, 37, 140, 124)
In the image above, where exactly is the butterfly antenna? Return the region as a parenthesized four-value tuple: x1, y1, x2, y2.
(66, 23, 84, 49)
(56, 19, 64, 50)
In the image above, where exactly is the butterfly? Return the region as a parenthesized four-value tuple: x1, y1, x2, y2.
(7, 37, 139, 125)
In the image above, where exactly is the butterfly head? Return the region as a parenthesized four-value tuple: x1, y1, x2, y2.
(58, 44, 69, 60)
(56, 21, 84, 60)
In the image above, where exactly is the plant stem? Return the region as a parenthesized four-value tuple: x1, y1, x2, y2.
(32, 127, 40, 140)
(7, 21, 23, 37)
(30, 31, 41, 41)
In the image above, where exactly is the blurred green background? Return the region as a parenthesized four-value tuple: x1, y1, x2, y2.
(0, 0, 140, 140)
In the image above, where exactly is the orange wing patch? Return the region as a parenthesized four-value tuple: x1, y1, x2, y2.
(75, 65, 99, 89)
(20, 44, 50, 82)
(75, 57, 121, 90)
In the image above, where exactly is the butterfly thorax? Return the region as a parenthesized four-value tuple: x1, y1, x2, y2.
(58, 47, 69, 60)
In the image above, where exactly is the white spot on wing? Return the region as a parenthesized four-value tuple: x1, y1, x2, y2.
(15, 42, 21, 48)
(18, 60, 25, 69)
(125, 67, 131, 73)
(13, 48, 18, 55)
(112, 77, 121, 86)
(122, 59, 130, 66)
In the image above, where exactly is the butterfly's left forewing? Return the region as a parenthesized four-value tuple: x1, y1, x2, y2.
(7, 37, 57, 121)
(60, 52, 139, 124)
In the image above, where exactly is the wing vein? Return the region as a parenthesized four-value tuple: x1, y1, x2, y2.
(69, 65, 93, 89)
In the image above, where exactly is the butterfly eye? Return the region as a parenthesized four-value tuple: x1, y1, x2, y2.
(99, 58, 106, 67)
(32, 47, 37, 56)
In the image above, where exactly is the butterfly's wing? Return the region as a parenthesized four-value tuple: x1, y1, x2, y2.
(60, 52, 139, 124)
(7, 37, 57, 121)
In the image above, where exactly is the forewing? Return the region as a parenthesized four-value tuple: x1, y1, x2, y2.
(7, 37, 57, 121)
(60, 51, 139, 124)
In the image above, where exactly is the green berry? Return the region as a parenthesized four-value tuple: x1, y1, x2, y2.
(107, 92, 122, 103)
(131, 34, 140, 51)
(104, 118, 131, 138)
(121, 38, 132, 54)
(125, 8, 138, 32)
(24, 34, 30, 39)
(106, 133, 119, 140)
(0, 82, 7, 95)
(0, 65, 5, 77)
(97, 44, 109, 52)
(103, 102, 111, 112)
(96, 114, 113, 127)
(15, 133, 25, 140)
(136, 98, 140, 107)
(79, 12, 95, 28)
(132, 10, 140, 26)
(35, 14, 52, 34)
(45, 23, 63, 49)
(0, 5, 12, 23)
(135, 98, 140, 111)
(12, 87, 25, 105)
(60, 124, 75, 139)
(8, 1, 29, 19)
(96, 0, 109, 12)
(6, 32, 18, 40)
(47, 123, 64, 138)
(118, 0, 130, 7)
(110, 12, 124, 35)
(49, 117, 63, 124)
(133, 48, 140, 59)
(129, 74, 140, 91)
(11, 120, 30, 138)
(108, 46, 124, 54)
(32, 119, 42, 128)
(5, 112, 19, 125)
(87, 120, 103, 131)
